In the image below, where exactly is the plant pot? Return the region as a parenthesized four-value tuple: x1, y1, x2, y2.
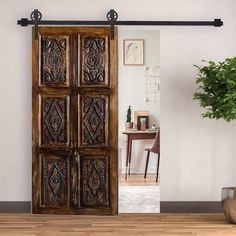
(125, 122, 133, 131)
(222, 187, 236, 224)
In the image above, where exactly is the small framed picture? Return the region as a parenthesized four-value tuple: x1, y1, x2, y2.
(123, 39, 144, 65)
(137, 115, 149, 130)
(134, 111, 149, 128)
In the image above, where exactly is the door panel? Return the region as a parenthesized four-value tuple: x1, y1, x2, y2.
(32, 27, 118, 215)
(41, 35, 70, 87)
(40, 153, 70, 208)
(79, 95, 109, 147)
(40, 95, 70, 147)
(80, 156, 109, 208)
(80, 35, 109, 86)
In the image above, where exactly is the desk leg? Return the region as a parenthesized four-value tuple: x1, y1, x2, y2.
(125, 135, 130, 180)
(128, 139, 132, 175)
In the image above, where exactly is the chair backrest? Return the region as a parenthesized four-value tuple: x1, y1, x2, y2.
(150, 128, 160, 154)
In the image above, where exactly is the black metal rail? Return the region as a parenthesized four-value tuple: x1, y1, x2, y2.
(17, 9, 223, 40)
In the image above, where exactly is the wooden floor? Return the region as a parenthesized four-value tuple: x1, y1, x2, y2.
(0, 213, 236, 235)
(119, 174, 159, 186)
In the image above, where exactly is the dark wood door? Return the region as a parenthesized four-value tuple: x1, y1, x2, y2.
(32, 27, 118, 215)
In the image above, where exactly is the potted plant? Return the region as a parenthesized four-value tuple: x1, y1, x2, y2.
(193, 57, 236, 223)
(125, 106, 133, 130)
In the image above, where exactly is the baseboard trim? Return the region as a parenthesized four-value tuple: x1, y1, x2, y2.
(0, 201, 222, 213)
(160, 201, 222, 213)
(0, 202, 31, 213)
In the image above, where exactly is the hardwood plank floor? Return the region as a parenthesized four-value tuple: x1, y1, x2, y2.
(0, 213, 235, 235)
(119, 174, 159, 186)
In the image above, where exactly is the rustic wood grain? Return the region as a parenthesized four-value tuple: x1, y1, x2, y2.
(32, 27, 118, 215)
(110, 28, 118, 215)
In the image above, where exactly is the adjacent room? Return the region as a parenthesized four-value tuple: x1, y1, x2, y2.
(118, 29, 160, 213)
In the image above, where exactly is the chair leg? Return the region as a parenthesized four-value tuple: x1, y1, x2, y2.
(128, 140, 132, 175)
(144, 151, 150, 179)
(156, 154, 160, 183)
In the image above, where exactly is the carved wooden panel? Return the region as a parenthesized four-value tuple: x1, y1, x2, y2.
(81, 36, 108, 85)
(41, 154, 69, 207)
(80, 156, 109, 207)
(41, 36, 69, 86)
(41, 96, 69, 146)
(80, 96, 108, 146)
(33, 27, 118, 215)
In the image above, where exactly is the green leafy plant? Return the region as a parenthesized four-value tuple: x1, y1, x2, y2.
(126, 106, 131, 122)
(193, 57, 236, 122)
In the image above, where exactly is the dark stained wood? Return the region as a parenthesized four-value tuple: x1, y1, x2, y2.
(40, 153, 70, 207)
(40, 35, 69, 86)
(70, 33, 79, 209)
(32, 28, 40, 214)
(81, 35, 109, 86)
(32, 27, 118, 215)
(80, 156, 109, 207)
(40, 95, 70, 147)
(79, 95, 109, 147)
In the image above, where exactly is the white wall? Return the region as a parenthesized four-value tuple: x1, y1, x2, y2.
(0, 0, 236, 201)
(118, 30, 160, 174)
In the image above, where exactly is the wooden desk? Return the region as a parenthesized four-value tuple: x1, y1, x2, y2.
(122, 130, 158, 180)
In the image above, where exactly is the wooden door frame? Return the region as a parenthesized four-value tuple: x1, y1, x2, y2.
(32, 27, 118, 215)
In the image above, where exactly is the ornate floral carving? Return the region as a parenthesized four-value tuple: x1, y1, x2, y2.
(82, 37, 107, 85)
(41, 97, 68, 145)
(81, 97, 107, 146)
(41, 36, 68, 85)
(42, 156, 68, 206)
(81, 157, 109, 207)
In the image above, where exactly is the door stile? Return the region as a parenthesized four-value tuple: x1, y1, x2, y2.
(109, 28, 118, 215)
(32, 30, 40, 213)
(70, 33, 80, 208)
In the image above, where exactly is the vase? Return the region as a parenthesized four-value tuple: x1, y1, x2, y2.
(222, 187, 236, 224)
(125, 122, 133, 131)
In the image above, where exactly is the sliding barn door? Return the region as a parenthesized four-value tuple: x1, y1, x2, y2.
(32, 27, 118, 215)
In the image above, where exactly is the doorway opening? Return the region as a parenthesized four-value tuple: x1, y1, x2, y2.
(118, 28, 160, 213)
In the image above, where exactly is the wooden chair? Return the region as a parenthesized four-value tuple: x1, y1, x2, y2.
(144, 129, 160, 182)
